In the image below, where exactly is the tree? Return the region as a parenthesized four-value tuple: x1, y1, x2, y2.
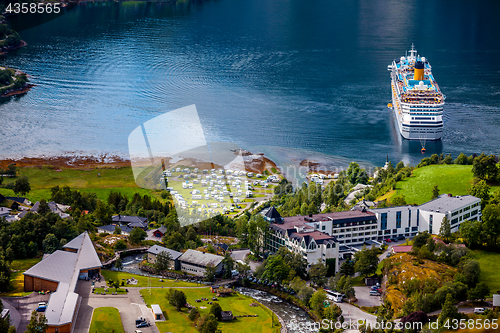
(276, 247, 307, 279)
(114, 225, 122, 235)
(204, 263, 217, 282)
(439, 216, 451, 243)
(166, 289, 186, 311)
(323, 303, 342, 322)
(129, 227, 147, 244)
(472, 153, 498, 180)
(481, 204, 500, 247)
(354, 247, 379, 277)
(339, 261, 355, 277)
(262, 254, 290, 285)
(438, 294, 460, 324)
(154, 251, 172, 274)
(114, 257, 123, 271)
(0, 300, 12, 332)
(236, 260, 250, 277)
(298, 285, 314, 304)
(209, 302, 222, 320)
(114, 239, 127, 250)
(309, 260, 328, 286)
(222, 252, 235, 279)
(25, 310, 48, 333)
(454, 153, 468, 165)
(390, 195, 407, 206)
(37, 199, 50, 215)
(188, 307, 199, 321)
(431, 185, 440, 200)
(198, 314, 219, 333)
(468, 180, 490, 207)
(461, 259, 481, 288)
(13, 176, 31, 196)
(336, 275, 355, 299)
(309, 289, 327, 317)
(412, 231, 431, 249)
(289, 276, 306, 293)
(42, 233, 59, 254)
(0, 256, 12, 292)
(400, 311, 429, 333)
(468, 282, 490, 301)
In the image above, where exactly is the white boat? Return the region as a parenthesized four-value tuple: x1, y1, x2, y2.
(388, 44, 445, 140)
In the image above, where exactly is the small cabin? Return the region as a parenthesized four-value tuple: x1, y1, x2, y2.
(151, 304, 163, 320)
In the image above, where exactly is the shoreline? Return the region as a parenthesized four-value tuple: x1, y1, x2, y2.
(0, 83, 35, 98)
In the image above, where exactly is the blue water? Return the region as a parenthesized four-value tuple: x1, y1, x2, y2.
(1, 0, 499, 168)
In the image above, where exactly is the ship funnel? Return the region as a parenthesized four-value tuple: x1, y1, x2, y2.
(414, 61, 424, 81)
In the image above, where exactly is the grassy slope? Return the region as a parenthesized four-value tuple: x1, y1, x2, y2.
(470, 250, 500, 297)
(387, 164, 500, 205)
(0, 166, 159, 202)
(89, 307, 125, 333)
(101, 270, 200, 288)
(389, 165, 475, 205)
(385, 253, 456, 316)
(140, 288, 280, 333)
(1, 257, 43, 297)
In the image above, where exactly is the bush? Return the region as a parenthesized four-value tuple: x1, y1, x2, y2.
(114, 239, 127, 250)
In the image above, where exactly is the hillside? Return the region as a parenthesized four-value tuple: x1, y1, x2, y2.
(386, 165, 474, 205)
(0, 165, 157, 202)
(384, 253, 456, 314)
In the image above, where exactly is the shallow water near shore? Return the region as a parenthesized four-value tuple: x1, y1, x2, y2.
(1, 0, 499, 167)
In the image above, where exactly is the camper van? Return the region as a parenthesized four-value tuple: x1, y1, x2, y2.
(326, 291, 344, 303)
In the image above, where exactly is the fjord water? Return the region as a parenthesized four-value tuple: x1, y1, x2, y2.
(2, 0, 499, 167)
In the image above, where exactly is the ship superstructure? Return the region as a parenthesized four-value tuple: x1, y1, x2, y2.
(388, 44, 445, 140)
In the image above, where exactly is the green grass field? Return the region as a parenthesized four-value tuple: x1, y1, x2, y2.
(140, 287, 280, 333)
(10, 257, 42, 271)
(0, 166, 161, 202)
(101, 270, 200, 288)
(387, 165, 475, 205)
(470, 250, 500, 297)
(89, 307, 125, 333)
(0, 257, 43, 297)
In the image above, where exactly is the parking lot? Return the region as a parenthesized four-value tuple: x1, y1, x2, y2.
(354, 286, 382, 307)
(1, 292, 50, 332)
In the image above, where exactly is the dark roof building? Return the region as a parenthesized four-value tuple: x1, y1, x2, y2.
(264, 206, 283, 223)
(112, 214, 148, 229)
(152, 226, 167, 238)
(147, 245, 183, 260)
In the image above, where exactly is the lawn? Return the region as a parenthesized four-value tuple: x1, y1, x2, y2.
(89, 307, 124, 333)
(140, 287, 280, 333)
(387, 165, 475, 205)
(0, 166, 162, 202)
(10, 257, 42, 271)
(101, 270, 200, 288)
(470, 250, 500, 297)
(0, 272, 31, 297)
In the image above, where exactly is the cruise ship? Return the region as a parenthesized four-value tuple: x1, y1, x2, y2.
(387, 44, 445, 140)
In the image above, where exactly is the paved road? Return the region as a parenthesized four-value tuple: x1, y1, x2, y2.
(354, 286, 382, 308)
(231, 249, 262, 272)
(1, 293, 50, 333)
(74, 279, 158, 333)
(337, 301, 377, 333)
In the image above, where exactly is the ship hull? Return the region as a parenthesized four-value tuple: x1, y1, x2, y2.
(391, 86, 443, 140)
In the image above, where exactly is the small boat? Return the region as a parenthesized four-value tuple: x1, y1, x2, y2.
(421, 148, 426, 153)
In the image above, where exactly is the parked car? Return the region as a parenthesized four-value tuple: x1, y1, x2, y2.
(384, 238, 392, 243)
(386, 252, 392, 258)
(370, 291, 381, 296)
(136, 321, 150, 328)
(397, 235, 406, 241)
(36, 302, 47, 312)
(474, 308, 486, 314)
(390, 237, 398, 242)
(134, 331, 143, 333)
